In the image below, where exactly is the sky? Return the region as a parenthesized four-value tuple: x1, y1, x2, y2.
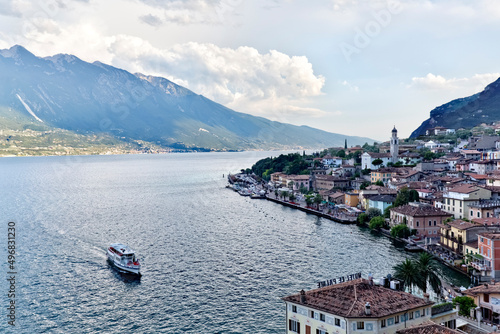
(0, 0, 499, 142)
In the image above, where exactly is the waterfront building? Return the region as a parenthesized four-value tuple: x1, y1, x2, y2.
(345, 192, 360, 207)
(285, 175, 312, 191)
(440, 220, 496, 257)
(440, 184, 492, 219)
(390, 203, 451, 241)
(283, 278, 435, 334)
(473, 233, 500, 280)
(314, 175, 351, 192)
(368, 194, 396, 213)
(463, 282, 500, 324)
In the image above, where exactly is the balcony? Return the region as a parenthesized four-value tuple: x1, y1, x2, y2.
(480, 301, 500, 314)
(471, 262, 491, 272)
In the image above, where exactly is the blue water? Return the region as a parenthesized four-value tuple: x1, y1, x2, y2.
(0, 152, 468, 333)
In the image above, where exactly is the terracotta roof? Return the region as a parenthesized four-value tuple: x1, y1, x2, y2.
(282, 279, 433, 318)
(464, 240, 478, 248)
(447, 184, 482, 194)
(396, 322, 461, 334)
(464, 282, 500, 296)
(472, 218, 500, 226)
(390, 204, 452, 218)
(446, 220, 478, 230)
(478, 233, 500, 240)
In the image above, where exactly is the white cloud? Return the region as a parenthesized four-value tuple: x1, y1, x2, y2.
(410, 73, 500, 94)
(107, 36, 326, 120)
(135, 0, 243, 25)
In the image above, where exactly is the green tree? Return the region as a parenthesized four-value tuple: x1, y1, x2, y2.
(360, 181, 370, 190)
(337, 150, 346, 158)
(415, 252, 441, 294)
(288, 181, 294, 190)
(453, 296, 477, 316)
(393, 258, 421, 294)
(394, 187, 419, 207)
(384, 205, 394, 218)
(366, 208, 382, 221)
(374, 180, 384, 186)
(372, 158, 384, 167)
(274, 189, 278, 199)
(299, 185, 308, 194)
(369, 216, 385, 230)
(390, 224, 412, 238)
(357, 213, 368, 224)
(305, 195, 314, 207)
(289, 193, 296, 203)
(313, 194, 323, 209)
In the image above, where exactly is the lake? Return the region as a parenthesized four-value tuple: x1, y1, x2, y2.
(0, 152, 468, 333)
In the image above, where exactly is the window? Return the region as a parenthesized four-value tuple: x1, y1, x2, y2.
(292, 305, 297, 313)
(471, 210, 473, 216)
(335, 318, 340, 327)
(481, 237, 484, 243)
(289, 320, 300, 333)
(395, 315, 400, 324)
(478, 212, 481, 218)
(434, 220, 437, 226)
(409, 312, 414, 320)
(416, 221, 419, 227)
(357, 321, 364, 329)
(429, 220, 432, 226)
(316, 330, 327, 334)
(487, 212, 491, 218)
(309, 310, 315, 318)
(485, 294, 490, 303)
(381, 319, 386, 328)
(320, 313, 325, 322)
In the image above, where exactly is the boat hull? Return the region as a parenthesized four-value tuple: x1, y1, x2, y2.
(107, 249, 141, 275)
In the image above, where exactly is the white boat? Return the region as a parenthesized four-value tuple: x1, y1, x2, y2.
(107, 243, 141, 275)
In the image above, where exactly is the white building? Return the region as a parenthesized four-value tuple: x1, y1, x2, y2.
(283, 278, 444, 334)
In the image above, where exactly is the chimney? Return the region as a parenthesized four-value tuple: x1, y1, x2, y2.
(300, 289, 306, 304)
(365, 302, 371, 316)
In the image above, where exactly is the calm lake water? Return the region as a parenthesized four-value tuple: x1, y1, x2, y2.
(0, 152, 468, 333)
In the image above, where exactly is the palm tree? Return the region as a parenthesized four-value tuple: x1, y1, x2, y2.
(415, 252, 441, 294)
(392, 258, 421, 294)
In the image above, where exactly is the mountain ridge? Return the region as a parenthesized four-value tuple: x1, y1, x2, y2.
(0, 45, 374, 151)
(411, 77, 500, 138)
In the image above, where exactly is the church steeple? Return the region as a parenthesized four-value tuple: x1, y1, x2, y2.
(390, 126, 399, 164)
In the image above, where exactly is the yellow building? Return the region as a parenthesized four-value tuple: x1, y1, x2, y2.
(345, 192, 359, 207)
(440, 220, 499, 257)
(370, 168, 395, 184)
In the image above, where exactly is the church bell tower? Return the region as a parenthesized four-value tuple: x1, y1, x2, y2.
(390, 126, 399, 164)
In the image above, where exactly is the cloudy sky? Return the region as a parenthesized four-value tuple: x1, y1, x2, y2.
(0, 0, 499, 141)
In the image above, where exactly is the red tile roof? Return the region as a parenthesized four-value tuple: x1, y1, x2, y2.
(282, 278, 433, 318)
(396, 322, 461, 334)
(390, 204, 452, 218)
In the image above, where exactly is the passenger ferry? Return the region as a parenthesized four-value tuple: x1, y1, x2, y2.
(107, 243, 141, 275)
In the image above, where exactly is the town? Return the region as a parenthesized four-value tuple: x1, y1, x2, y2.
(229, 124, 500, 334)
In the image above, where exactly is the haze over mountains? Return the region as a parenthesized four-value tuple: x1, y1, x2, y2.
(0, 45, 374, 151)
(411, 77, 500, 138)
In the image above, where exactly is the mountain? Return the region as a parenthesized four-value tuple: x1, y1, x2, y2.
(0, 45, 374, 151)
(411, 77, 500, 138)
